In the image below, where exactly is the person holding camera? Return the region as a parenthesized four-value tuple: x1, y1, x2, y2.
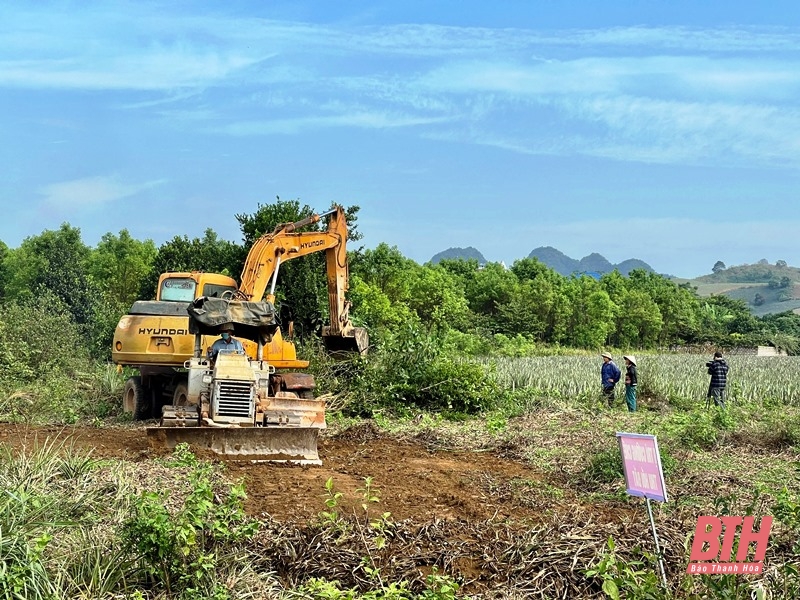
(706, 351, 729, 409)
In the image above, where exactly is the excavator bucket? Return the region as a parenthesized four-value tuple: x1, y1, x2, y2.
(322, 326, 369, 356)
(146, 426, 321, 465)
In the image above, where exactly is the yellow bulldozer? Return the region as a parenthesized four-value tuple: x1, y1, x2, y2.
(112, 206, 367, 464)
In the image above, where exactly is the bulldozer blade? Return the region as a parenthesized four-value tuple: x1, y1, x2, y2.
(146, 426, 321, 465)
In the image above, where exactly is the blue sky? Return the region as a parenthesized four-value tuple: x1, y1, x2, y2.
(2, 1, 800, 278)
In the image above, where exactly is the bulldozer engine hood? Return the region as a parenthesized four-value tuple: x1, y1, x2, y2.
(188, 296, 279, 343)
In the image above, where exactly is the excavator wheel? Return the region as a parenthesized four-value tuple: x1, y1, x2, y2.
(173, 383, 189, 406)
(122, 376, 141, 414)
(122, 375, 161, 421)
(135, 392, 154, 420)
(124, 376, 155, 421)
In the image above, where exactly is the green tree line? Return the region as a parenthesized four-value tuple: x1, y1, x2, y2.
(1, 199, 799, 364)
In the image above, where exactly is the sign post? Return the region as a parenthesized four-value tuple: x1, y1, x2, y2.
(616, 432, 668, 588)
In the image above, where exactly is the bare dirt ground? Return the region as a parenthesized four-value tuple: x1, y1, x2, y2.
(2, 421, 796, 597)
(0, 422, 545, 523)
(0, 422, 655, 597)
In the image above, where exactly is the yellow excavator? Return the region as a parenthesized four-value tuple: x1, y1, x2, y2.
(112, 206, 367, 464)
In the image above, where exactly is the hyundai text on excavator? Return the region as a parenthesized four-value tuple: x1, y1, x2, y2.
(111, 206, 367, 464)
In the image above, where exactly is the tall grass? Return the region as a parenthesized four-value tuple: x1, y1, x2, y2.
(0, 362, 127, 425)
(0, 438, 136, 599)
(0, 438, 276, 599)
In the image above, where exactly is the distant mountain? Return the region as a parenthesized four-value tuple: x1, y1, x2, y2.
(428, 245, 655, 275)
(528, 246, 654, 276)
(430, 246, 487, 264)
(616, 258, 656, 276)
(527, 247, 578, 275)
(578, 252, 614, 274)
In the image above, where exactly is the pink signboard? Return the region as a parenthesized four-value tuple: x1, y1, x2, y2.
(616, 432, 668, 502)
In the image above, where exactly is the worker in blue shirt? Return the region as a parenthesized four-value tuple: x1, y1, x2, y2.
(600, 352, 621, 406)
(210, 322, 244, 361)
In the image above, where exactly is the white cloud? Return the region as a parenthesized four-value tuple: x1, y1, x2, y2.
(0, 50, 262, 90)
(419, 56, 800, 101)
(565, 26, 800, 52)
(218, 111, 452, 135)
(562, 96, 800, 166)
(3, 7, 800, 169)
(38, 176, 164, 209)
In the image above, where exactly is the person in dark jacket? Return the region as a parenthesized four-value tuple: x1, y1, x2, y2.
(623, 355, 637, 412)
(600, 352, 621, 405)
(706, 351, 729, 408)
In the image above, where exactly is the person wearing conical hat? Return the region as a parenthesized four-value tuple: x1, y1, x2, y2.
(623, 355, 637, 412)
(600, 352, 621, 406)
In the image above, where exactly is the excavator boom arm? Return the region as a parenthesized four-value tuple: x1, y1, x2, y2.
(238, 206, 363, 348)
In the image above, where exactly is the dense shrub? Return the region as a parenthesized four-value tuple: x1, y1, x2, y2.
(0, 295, 125, 423)
(0, 293, 90, 385)
(756, 412, 800, 449)
(310, 325, 504, 417)
(582, 447, 624, 484)
(84, 296, 128, 361)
